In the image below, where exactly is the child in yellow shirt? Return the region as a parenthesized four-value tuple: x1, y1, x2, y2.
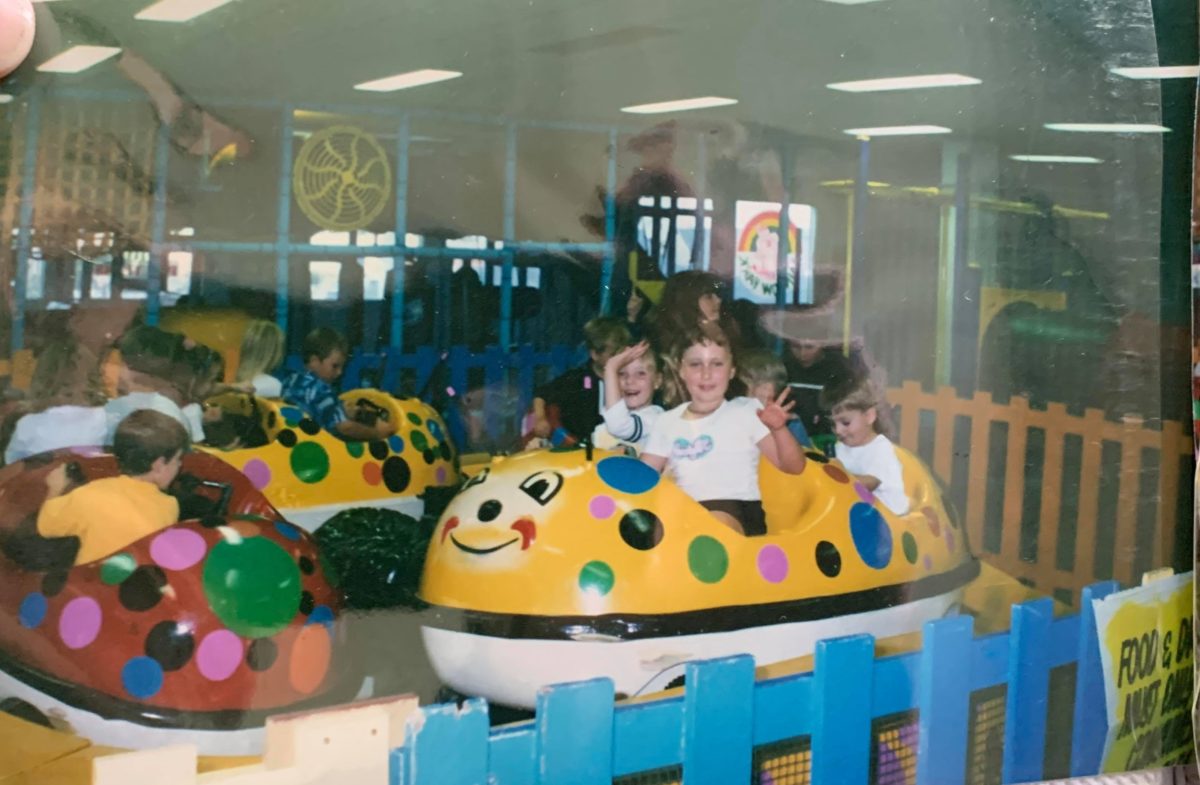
(38, 409, 190, 565)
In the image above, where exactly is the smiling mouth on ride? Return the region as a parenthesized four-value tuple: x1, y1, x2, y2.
(449, 534, 520, 555)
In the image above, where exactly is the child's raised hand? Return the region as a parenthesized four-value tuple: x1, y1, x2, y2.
(606, 341, 649, 373)
(757, 387, 796, 432)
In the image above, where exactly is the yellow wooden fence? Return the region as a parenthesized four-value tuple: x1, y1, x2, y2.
(887, 381, 1193, 603)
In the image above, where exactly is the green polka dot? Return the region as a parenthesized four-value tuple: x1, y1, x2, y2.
(406, 412, 423, 426)
(344, 440, 364, 458)
(688, 536, 728, 583)
(410, 430, 429, 452)
(902, 532, 919, 564)
(100, 553, 136, 585)
(290, 441, 330, 483)
(578, 561, 615, 596)
(203, 536, 302, 638)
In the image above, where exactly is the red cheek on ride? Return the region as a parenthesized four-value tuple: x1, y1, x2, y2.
(440, 516, 460, 544)
(510, 518, 536, 550)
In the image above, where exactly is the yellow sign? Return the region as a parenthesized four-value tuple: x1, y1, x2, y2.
(1093, 572, 1194, 772)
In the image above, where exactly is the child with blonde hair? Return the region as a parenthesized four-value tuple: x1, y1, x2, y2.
(737, 349, 812, 448)
(235, 320, 286, 398)
(592, 340, 663, 453)
(822, 378, 909, 514)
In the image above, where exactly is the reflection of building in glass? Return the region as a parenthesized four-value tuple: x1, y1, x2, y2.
(308, 260, 341, 302)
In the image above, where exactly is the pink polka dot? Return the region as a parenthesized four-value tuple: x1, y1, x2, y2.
(853, 483, 875, 504)
(197, 630, 243, 681)
(923, 554, 933, 571)
(242, 459, 272, 490)
(588, 495, 616, 519)
(757, 545, 789, 583)
(436, 466, 447, 484)
(150, 528, 207, 571)
(58, 597, 102, 650)
(944, 527, 956, 552)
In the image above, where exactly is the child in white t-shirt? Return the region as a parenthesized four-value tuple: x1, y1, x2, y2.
(641, 326, 807, 535)
(591, 341, 663, 453)
(826, 380, 909, 515)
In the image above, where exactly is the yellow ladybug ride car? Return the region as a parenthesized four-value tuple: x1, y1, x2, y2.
(201, 388, 459, 532)
(419, 445, 978, 709)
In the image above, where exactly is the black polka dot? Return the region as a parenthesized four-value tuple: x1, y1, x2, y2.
(805, 451, 830, 464)
(382, 456, 411, 493)
(619, 509, 664, 551)
(267, 411, 277, 428)
(477, 500, 502, 522)
(246, 639, 278, 672)
(298, 418, 320, 436)
(422, 449, 435, 465)
(815, 541, 842, 577)
(145, 620, 195, 671)
(41, 571, 68, 598)
(200, 515, 224, 529)
(119, 566, 168, 612)
(299, 590, 315, 615)
(299, 556, 315, 575)
(369, 441, 389, 460)
(439, 442, 452, 460)
(278, 429, 298, 448)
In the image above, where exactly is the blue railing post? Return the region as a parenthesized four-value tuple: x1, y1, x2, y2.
(1070, 580, 1120, 776)
(394, 699, 490, 785)
(1001, 598, 1054, 784)
(391, 113, 411, 351)
(275, 105, 295, 342)
(681, 656, 756, 785)
(535, 678, 614, 785)
(812, 634, 875, 785)
(12, 88, 42, 355)
(916, 615, 974, 785)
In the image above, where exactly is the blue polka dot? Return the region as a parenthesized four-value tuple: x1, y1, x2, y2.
(596, 456, 659, 495)
(388, 435, 405, 453)
(280, 406, 303, 426)
(849, 502, 893, 570)
(18, 593, 47, 629)
(427, 419, 443, 440)
(122, 656, 164, 699)
(307, 605, 334, 629)
(274, 521, 302, 541)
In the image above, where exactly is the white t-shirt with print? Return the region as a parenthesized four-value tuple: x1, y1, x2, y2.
(644, 397, 769, 502)
(591, 400, 664, 453)
(5, 406, 108, 463)
(835, 433, 909, 514)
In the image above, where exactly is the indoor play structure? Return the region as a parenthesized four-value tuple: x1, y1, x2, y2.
(0, 449, 349, 755)
(419, 445, 977, 709)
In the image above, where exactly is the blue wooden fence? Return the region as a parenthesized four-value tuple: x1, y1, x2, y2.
(391, 583, 1120, 785)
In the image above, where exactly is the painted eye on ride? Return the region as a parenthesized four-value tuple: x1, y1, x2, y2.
(518, 470, 563, 506)
(462, 467, 489, 490)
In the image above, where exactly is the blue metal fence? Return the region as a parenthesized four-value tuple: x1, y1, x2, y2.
(391, 583, 1119, 785)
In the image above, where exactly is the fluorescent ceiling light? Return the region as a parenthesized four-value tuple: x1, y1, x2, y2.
(828, 73, 980, 92)
(37, 46, 122, 74)
(0, 94, 12, 104)
(136, 0, 236, 22)
(1009, 154, 1104, 164)
(1110, 65, 1199, 79)
(621, 96, 737, 114)
(1045, 122, 1169, 133)
(843, 125, 952, 137)
(354, 69, 462, 92)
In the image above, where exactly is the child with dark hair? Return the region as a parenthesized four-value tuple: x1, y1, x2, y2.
(281, 327, 395, 442)
(529, 316, 631, 444)
(822, 378, 908, 514)
(37, 410, 189, 564)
